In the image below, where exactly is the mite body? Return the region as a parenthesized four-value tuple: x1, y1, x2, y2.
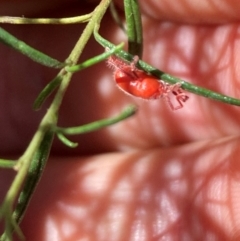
(107, 55, 189, 110)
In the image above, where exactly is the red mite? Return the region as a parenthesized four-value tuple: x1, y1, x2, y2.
(107, 55, 189, 110)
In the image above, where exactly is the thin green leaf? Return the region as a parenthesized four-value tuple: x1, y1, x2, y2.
(54, 105, 137, 135)
(13, 131, 54, 229)
(0, 13, 92, 24)
(124, 0, 143, 57)
(0, 131, 53, 241)
(0, 159, 17, 168)
(66, 42, 124, 73)
(56, 133, 78, 148)
(0, 27, 65, 68)
(33, 75, 63, 110)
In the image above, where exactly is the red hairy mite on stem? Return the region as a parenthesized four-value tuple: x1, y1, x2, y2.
(107, 54, 189, 110)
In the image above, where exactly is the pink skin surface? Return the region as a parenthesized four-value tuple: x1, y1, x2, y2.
(1, 0, 240, 240)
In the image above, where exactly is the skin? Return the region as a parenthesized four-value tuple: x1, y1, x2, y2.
(1, 0, 240, 240)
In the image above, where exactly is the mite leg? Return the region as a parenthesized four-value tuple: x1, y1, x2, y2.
(130, 55, 139, 71)
(169, 82, 189, 108)
(162, 93, 176, 110)
(161, 82, 189, 110)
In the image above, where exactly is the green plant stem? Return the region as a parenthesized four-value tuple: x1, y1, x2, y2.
(66, 42, 124, 73)
(55, 105, 137, 149)
(13, 131, 54, 224)
(0, 122, 53, 241)
(67, 0, 112, 65)
(55, 105, 137, 135)
(0, 0, 112, 239)
(0, 13, 92, 24)
(0, 27, 65, 68)
(0, 131, 54, 241)
(33, 74, 64, 110)
(124, 0, 143, 57)
(94, 29, 240, 106)
(56, 104, 137, 148)
(56, 133, 78, 148)
(0, 159, 17, 168)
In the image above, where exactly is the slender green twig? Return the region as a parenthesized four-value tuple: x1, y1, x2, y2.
(124, 0, 143, 57)
(33, 74, 64, 110)
(94, 28, 240, 106)
(34, 2, 120, 111)
(56, 133, 78, 148)
(54, 105, 137, 147)
(0, 13, 92, 24)
(0, 0, 112, 240)
(0, 159, 17, 168)
(0, 27, 65, 68)
(57, 102, 134, 149)
(65, 42, 124, 73)
(0, 123, 53, 241)
(0, 131, 54, 241)
(34, 42, 124, 111)
(13, 131, 54, 224)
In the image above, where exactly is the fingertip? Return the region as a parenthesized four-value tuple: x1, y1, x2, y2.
(140, 0, 240, 23)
